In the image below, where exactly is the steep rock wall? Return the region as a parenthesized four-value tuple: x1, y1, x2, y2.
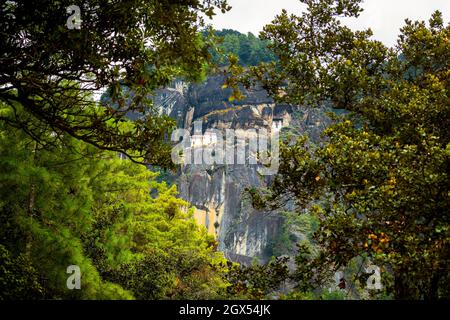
(153, 75, 329, 263)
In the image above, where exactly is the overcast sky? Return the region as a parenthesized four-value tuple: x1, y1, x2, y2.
(207, 0, 450, 47)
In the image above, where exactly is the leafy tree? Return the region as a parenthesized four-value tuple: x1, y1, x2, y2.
(265, 211, 319, 258)
(0, 104, 229, 299)
(0, 118, 134, 299)
(210, 29, 277, 67)
(226, 257, 289, 300)
(0, 0, 229, 166)
(84, 160, 230, 299)
(0, 244, 45, 300)
(243, 0, 450, 299)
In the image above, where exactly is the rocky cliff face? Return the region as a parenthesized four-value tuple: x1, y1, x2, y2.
(153, 75, 329, 264)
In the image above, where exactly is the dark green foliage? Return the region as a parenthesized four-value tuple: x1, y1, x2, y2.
(242, 0, 450, 300)
(0, 113, 229, 299)
(101, 253, 176, 300)
(265, 212, 319, 258)
(0, 245, 46, 300)
(209, 29, 277, 67)
(0, 1, 229, 166)
(226, 258, 289, 299)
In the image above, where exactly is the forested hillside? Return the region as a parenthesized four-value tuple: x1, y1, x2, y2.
(209, 29, 277, 66)
(0, 113, 231, 299)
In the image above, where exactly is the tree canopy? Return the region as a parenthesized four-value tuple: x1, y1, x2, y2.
(209, 29, 277, 67)
(243, 0, 450, 299)
(0, 0, 229, 166)
(0, 104, 229, 299)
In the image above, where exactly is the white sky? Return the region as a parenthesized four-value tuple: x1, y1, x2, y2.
(207, 0, 450, 47)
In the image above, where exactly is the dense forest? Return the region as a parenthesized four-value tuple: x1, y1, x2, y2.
(209, 29, 277, 66)
(0, 0, 449, 301)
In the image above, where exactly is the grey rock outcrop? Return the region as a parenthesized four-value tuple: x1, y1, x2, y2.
(153, 75, 329, 263)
